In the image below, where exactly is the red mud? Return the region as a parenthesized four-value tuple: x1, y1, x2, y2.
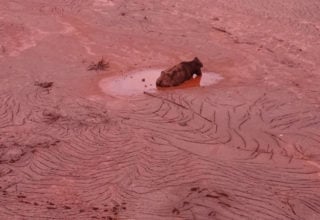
(1, 1, 320, 220)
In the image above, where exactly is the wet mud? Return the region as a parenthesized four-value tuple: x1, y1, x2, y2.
(1, 0, 320, 219)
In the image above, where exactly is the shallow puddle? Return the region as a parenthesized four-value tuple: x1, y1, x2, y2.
(99, 69, 223, 96)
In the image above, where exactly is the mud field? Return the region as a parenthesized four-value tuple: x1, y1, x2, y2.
(1, 1, 320, 219)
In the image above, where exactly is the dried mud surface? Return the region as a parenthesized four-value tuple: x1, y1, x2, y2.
(1, 1, 320, 219)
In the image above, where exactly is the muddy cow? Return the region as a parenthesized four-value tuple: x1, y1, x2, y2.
(156, 57, 203, 87)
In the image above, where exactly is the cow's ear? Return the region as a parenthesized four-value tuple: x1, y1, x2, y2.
(194, 57, 203, 67)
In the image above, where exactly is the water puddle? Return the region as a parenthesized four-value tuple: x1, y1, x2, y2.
(99, 69, 223, 96)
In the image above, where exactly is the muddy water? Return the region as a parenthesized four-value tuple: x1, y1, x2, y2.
(99, 69, 223, 96)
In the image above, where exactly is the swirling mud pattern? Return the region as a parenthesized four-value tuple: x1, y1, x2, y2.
(1, 0, 320, 220)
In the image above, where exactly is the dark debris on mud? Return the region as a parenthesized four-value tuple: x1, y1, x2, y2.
(34, 81, 53, 88)
(87, 58, 109, 71)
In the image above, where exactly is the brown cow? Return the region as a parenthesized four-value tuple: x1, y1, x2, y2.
(156, 57, 203, 87)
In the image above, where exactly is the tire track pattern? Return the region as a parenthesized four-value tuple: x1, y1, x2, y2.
(1, 82, 319, 219)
